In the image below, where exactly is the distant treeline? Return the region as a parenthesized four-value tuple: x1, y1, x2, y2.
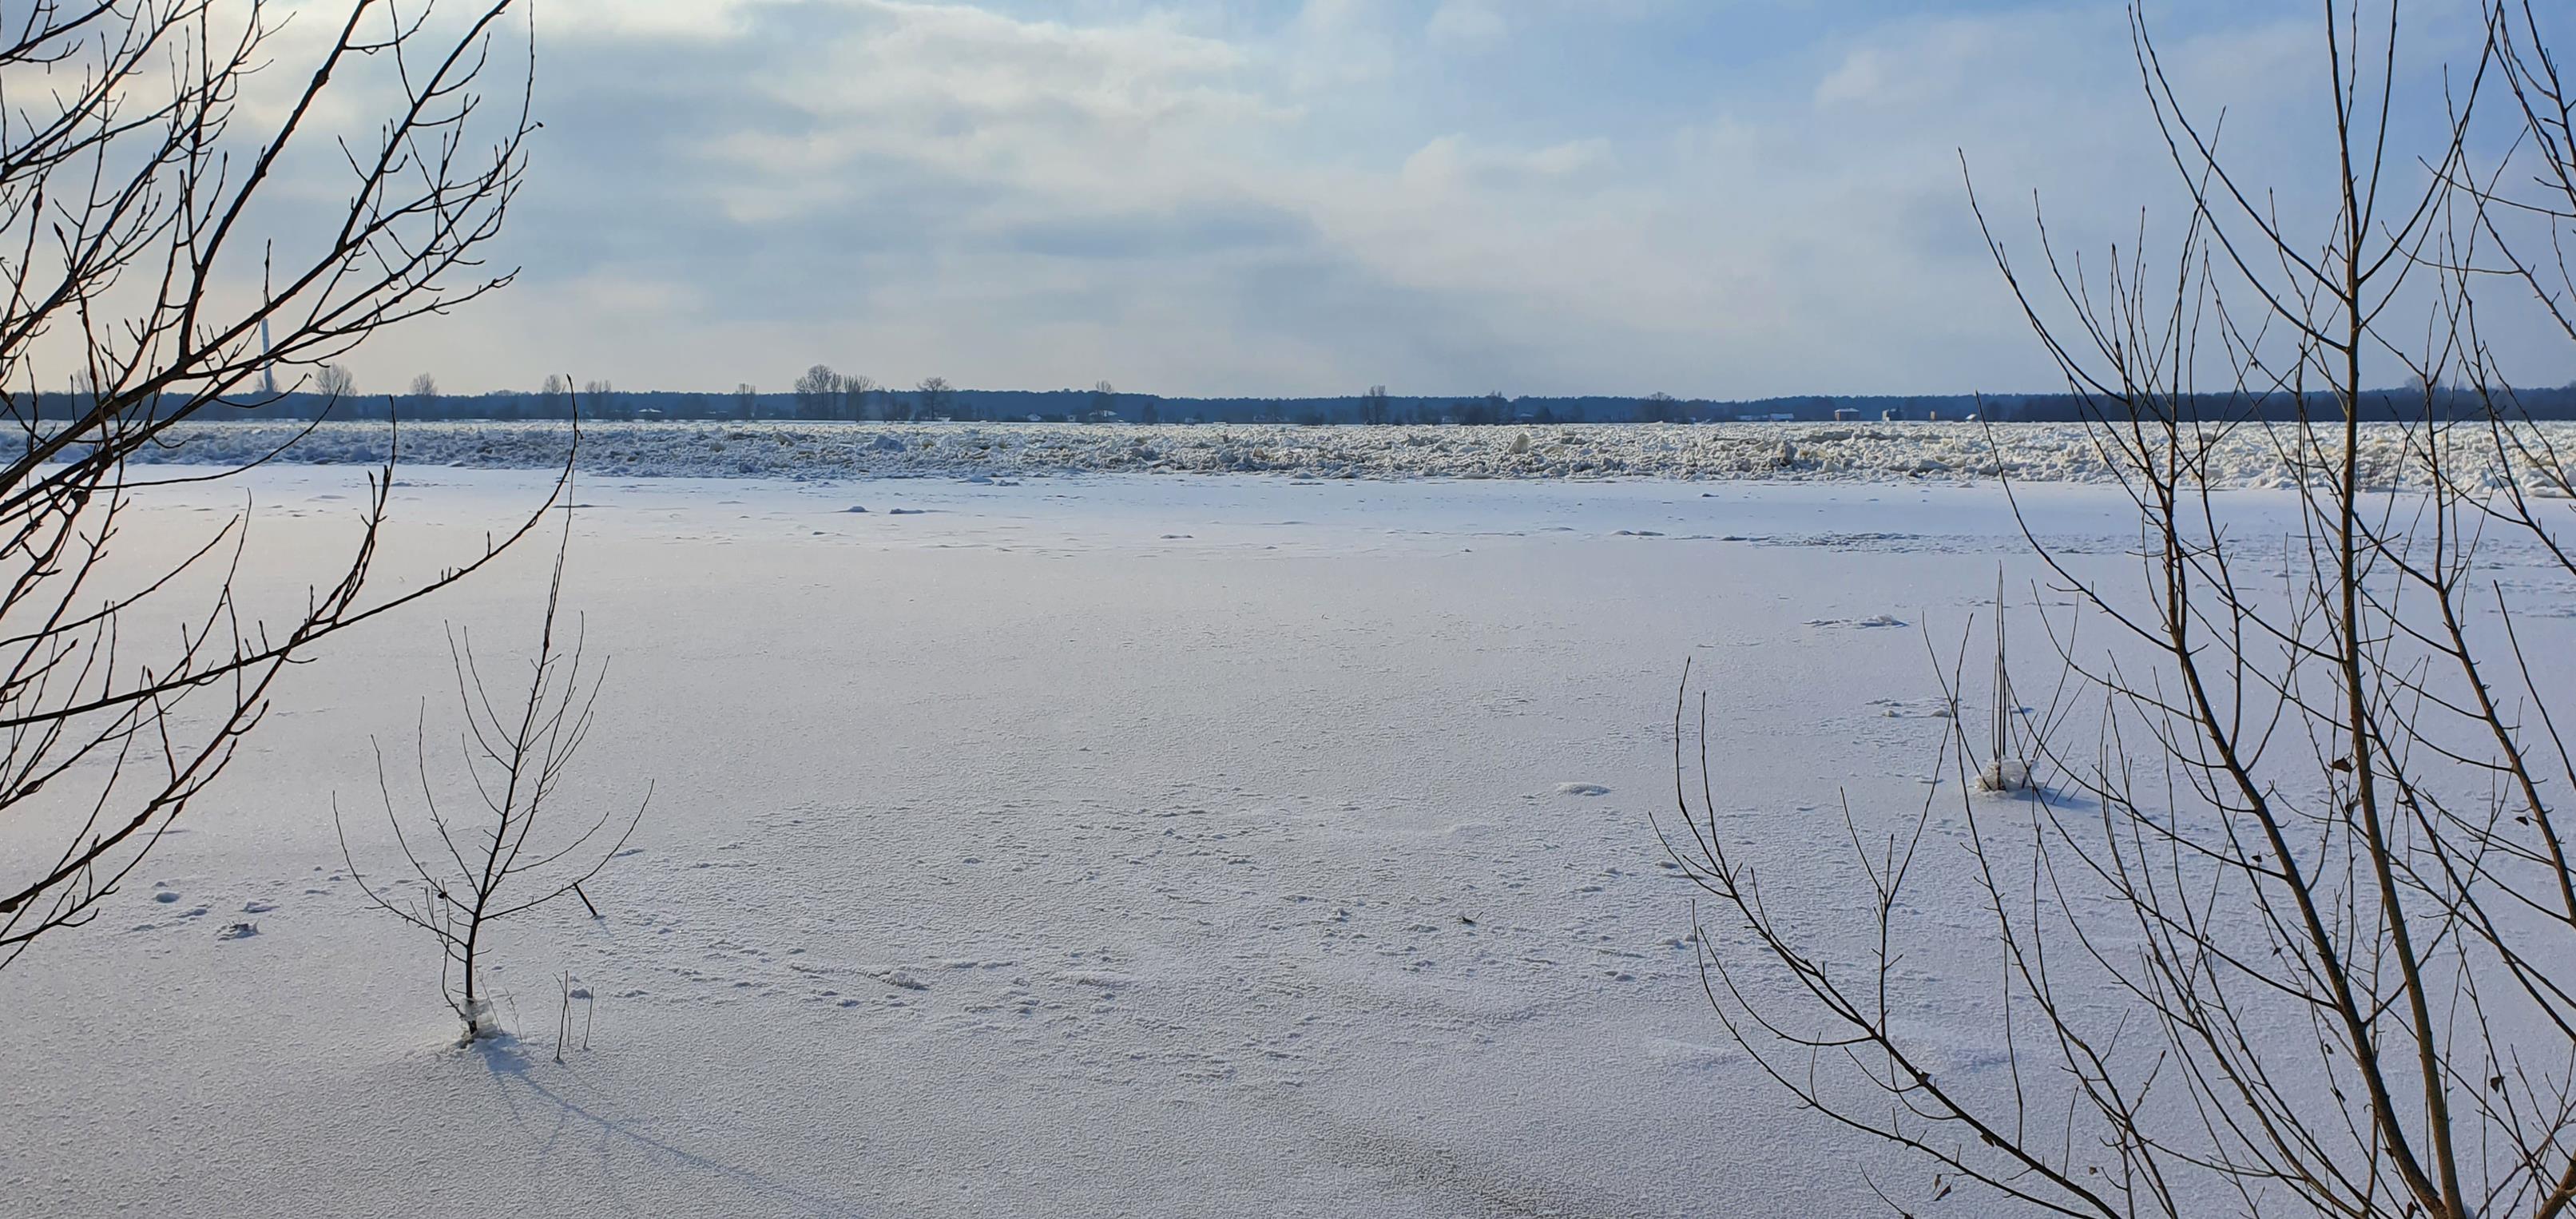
(25, 382, 2576, 425)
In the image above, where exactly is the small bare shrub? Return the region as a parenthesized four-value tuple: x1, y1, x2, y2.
(338, 504, 649, 1041)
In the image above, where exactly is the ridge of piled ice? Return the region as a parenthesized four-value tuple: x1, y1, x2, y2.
(112, 419, 2576, 490)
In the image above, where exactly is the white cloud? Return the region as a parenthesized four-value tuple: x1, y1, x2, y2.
(1427, 1, 1508, 54)
(538, 0, 753, 38)
(1399, 134, 1613, 189)
(309, 0, 2573, 399)
(1276, 0, 1404, 89)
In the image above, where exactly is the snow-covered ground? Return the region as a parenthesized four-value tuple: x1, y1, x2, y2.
(118, 418, 2576, 487)
(5, 467, 2570, 1216)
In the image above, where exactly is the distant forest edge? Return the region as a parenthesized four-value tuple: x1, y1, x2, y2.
(26, 374, 2576, 425)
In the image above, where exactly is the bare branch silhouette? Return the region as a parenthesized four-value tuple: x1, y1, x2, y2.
(337, 497, 649, 1041)
(1662, 5, 2576, 1215)
(0, 2, 558, 961)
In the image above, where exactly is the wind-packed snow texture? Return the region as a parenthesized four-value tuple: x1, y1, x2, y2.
(117, 419, 2576, 488)
(5, 468, 2571, 1216)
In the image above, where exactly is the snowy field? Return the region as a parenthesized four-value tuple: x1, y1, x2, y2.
(6, 465, 2573, 1217)
(117, 418, 2576, 487)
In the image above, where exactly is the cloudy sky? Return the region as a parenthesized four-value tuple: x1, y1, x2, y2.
(339, 0, 2556, 399)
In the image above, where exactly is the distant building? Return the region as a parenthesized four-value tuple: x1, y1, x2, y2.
(1833, 407, 1860, 421)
